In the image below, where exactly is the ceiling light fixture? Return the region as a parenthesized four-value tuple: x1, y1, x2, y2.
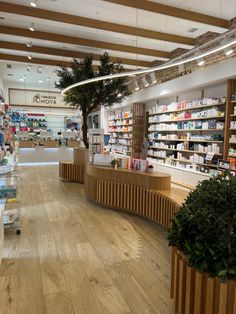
(150, 72, 157, 84)
(27, 55, 32, 60)
(30, 1, 37, 7)
(26, 41, 33, 48)
(142, 76, 149, 87)
(38, 80, 44, 83)
(37, 66, 42, 74)
(19, 78, 25, 82)
(197, 58, 205, 66)
(61, 38, 236, 96)
(134, 81, 140, 91)
(29, 23, 35, 32)
(224, 47, 234, 56)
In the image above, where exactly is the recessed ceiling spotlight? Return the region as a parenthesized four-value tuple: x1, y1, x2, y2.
(55, 81, 60, 86)
(37, 66, 43, 73)
(142, 76, 149, 87)
(26, 41, 33, 48)
(197, 58, 205, 66)
(224, 47, 234, 56)
(134, 80, 140, 91)
(38, 80, 44, 83)
(30, 0, 37, 7)
(19, 78, 25, 81)
(27, 55, 32, 60)
(150, 72, 157, 84)
(29, 23, 35, 32)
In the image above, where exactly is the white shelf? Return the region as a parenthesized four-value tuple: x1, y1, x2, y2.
(149, 146, 222, 155)
(149, 102, 226, 116)
(150, 138, 223, 143)
(149, 115, 224, 124)
(148, 128, 224, 132)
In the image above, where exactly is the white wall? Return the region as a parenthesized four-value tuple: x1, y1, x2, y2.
(119, 57, 236, 108)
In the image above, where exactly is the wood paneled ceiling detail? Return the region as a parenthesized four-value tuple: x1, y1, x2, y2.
(104, 0, 230, 29)
(0, 25, 170, 60)
(0, 40, 152, 68)
(0, 1, 194, 45)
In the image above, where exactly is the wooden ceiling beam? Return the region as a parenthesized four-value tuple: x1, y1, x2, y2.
(0, 40, 151, 68)
(0, 1, 194, 45)
(0, 53, 133, 71)
(0, 25, 171, 59)
(0, 53, 71, 67)
(104, 0, 229, 29)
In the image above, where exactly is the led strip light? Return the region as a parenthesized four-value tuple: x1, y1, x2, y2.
(62, 39, 236, 96)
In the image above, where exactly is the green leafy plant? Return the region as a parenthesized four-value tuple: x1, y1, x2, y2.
(55, 52, 131, 148)
(168, 174, 236, 281)
(111, 159, 118, 167)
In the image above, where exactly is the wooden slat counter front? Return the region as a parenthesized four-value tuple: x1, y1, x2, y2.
(85, 165, 183, 229)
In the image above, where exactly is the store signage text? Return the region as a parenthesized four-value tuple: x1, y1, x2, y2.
(33, 94, 57, 105)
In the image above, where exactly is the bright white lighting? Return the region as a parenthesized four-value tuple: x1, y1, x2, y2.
(225, 48, 233, 56)
(61, 38, 236, 96)
(30, 1, 37, 7)
(19, 78, 24, 81)
(29, 23, 35, 32)
(197, 58, 205, 66)
(38, 80, 44, 83)
(27, 55, 32, 60)
(26, 41, 33, 47)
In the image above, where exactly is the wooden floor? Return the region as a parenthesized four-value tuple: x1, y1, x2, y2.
(0, 165, 175, 314)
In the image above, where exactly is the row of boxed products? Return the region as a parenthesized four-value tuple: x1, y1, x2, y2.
(149, 158, 220, 176)
(109, 126, 133, 132)
(229, 135, 236, 143)
(148, 133, 223, 141)
(149, 108, 224, 122)
(109, 111, 132, 120)
(149, 142, 221, 153)
(108, 119, 133, 126)
(109, 139, 132, 145)
(149, 97, 226, 114)
(148, 121, 224, 131)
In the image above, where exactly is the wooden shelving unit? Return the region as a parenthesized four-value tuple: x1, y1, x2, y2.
(148, 97, 226, 174)
(108, 103, 145, 157)
(225, 79, 236, 172)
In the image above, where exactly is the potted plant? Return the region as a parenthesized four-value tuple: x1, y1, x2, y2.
(168, 174, 236, 314)
(148, 164, 154, 174)
(55, 52, 131, 148)
(111, 159, 118, 169)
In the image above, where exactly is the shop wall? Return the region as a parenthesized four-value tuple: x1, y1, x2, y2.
(120, 57, 236, 108)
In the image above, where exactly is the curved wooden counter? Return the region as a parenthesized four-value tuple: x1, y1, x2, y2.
(59, 161, 84, 183)
(85, 165, 183, 229)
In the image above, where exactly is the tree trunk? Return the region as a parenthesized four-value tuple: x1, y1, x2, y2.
(82, 114, 89, 148)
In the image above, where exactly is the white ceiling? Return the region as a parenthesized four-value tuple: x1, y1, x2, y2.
(0, 0, 235, 89)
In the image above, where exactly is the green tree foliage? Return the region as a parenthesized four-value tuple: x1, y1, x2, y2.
(55, 52, 131, 147)
(168, 174, 236, 281)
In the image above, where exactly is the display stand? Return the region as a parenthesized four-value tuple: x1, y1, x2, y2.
(88, 129, 104, 164)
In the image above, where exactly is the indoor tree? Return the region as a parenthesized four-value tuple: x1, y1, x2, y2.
(55, 52, 131, 148)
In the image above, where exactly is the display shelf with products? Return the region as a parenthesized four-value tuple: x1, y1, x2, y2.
(88, 129, 104, 164)
(224, 79, 236, 173)
(148, 97, 226, 175)
(108, 109, 133, 156)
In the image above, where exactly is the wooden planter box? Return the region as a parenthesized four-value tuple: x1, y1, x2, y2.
(18, 140, 35, 148)
(170, 247, 236, 314)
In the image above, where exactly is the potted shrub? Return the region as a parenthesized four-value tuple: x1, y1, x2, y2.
(168, 174, 236, 314)
(111, 159, 118, 169)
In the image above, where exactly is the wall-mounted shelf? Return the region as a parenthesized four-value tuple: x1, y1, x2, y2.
(149, 102, 226, 116)
(149, 115, 225, 124)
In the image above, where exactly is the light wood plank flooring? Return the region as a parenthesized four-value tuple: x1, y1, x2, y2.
(0, 165, 175, 314)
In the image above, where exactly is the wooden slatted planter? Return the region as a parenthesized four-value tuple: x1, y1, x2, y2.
(59, 161, 84, 183)
(171, 247, 236, 314)
(85, 172, 180, 229)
